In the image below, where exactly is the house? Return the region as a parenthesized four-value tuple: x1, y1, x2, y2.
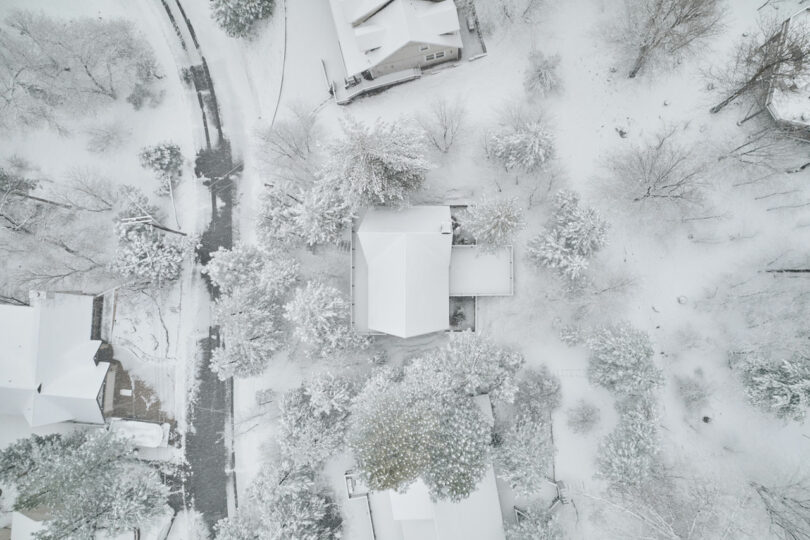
(0, 291, 110, 432)
(328, 0, 463, 84)
(765, 7, 810, 131)
(351, 206, 513, 339)
(343, 394, 507, 540)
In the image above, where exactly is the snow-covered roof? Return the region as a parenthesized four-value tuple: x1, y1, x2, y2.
(449, 246, 514, 297)
(385, 395, 505, 540)
(767, 8, 810, 128)
(357, 206, 453, 338)
(10, 510, 46, 540)
(329, 0, 463, 77)
(0, 292, 106, 427)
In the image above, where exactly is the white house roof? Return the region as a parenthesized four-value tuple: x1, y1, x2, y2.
(767, 8, 810, 127)
(385, 395, 505, 540)
(329, 0, 463, 77)
(0, 292, 106, 427)
(10, 511, 46, 540)
(357, 206, 452, 338)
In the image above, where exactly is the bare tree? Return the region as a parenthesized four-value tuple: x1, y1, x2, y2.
(416, 97, 467, 153)
(710, 14, 810, 113)
(753, 480, 810, 540)
(0, 11, 162, 130)
(255, 104, 321, 187)
(619, 0, 724, 78)
(606, 128, 707, 212)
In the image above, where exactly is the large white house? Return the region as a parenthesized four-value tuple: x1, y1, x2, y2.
(0, 291, 109, 429)
(352, 206, 513, 339)
(329, 0, 463, 81)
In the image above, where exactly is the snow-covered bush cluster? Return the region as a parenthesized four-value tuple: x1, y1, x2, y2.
(278, 374, 357, 467)
(348, 366, 492, 502)
(139, 142, 183, 195)
(524, 50, 562, 97)
(587, 322, 663, 398)
(461, 196, 525, 251)
(493, 369, 561, 496)
(487, 115, 555, 174)
(0, 431, 168, 539)
(215, 460, 342, 539)
(210, 0, 274, 39)
(527, 190, 608, 281)
(283, 280, 366, 359)
(596, 396, 662, 492)
(204, 244, 299, 379)
(111, 223, 192, 286)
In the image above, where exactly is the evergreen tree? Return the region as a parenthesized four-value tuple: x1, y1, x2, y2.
(139, 142, 183, 195)
(462, 196, 525, 251)
(527, 190, 608, 281)
(214, 460, 342, 540)
(587, 322, 663, 398)
(283, 281, 364, 358)
(0, 430, 168, 539)
(348, 367, 491, 501)
(278, 374, 357, 467)
(487, 117, 554, 173)
(493, 413, 554, 496)
(111, 223, 191, 286)
(323, 118, 432, 209)
(211, 286, 286, 380)
(203, 244, 298, 296)
(210, 0, 274, 39)
(739, 356, 810, 422)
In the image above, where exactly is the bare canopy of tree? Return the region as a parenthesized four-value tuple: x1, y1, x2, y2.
(620, 0, 724, 78)
(606, 128, 707, 213)
(416, 96, 467, 154)
(710, 14, 810, 114)
(753, 480, 810, 540)
(0, 10, 162, 130)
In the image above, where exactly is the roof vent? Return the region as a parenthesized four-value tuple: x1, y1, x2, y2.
(440, 221, 453, 234)
(37, 384, 42, 394)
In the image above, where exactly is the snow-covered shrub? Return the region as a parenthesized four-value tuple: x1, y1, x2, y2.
(211, 287, 286, 380)
(738, 356, 810, 422)
(506, 502, 563, 540)
(596, 396, 661, 492)
(487, 115, 554, 174)
(278, 374, 356, 466)
(348, 368, 491, 501)
(514, 366, 562, 419)
(527, 190, 608, 281)
(324, 117, 432, 209)
(0, 430, 168, 539)
(203, 244, 298, 296)
(524, 50, 562, 97)
(675, 373, 710, 413)
(139, 142, 183, 195)
(493, 413, 554, 496)
(214, 460, 342, 540)
(587, 322, 663, 398)
(210, 0, 274, 39)
(566, 400, 601, 434)
(283, 281, 364, 358)
(461, 196, 525, 251)
(111, 224, 191, 286)
(409, 331, 525, 403)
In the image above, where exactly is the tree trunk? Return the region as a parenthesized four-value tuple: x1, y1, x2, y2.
(710, 86, 749, 113)
(628, 45, 650, 79)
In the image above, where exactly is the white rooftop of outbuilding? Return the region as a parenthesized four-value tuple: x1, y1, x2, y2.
(328, 0, 462, 77)
(0, 291, 107, 427)
(767, 8, 810, 128)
